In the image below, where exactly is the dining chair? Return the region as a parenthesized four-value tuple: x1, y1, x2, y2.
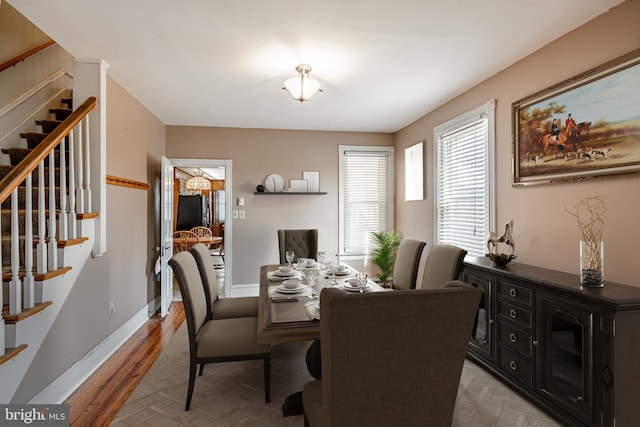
(277, 229, 318, 264)
(190, 243, 258, 320)
(420, 243, 468, 290)
(172, 230, 199, 253)
(168, 251, 271, 410)
(302, 284, 482, 427)
(390, 237, 426, 290)
(190, 226, 213, 248)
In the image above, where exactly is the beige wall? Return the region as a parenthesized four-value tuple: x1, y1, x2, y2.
(395, 0, 640, 287)
(0, 2, 49, 63)
(166, 127, 393, 285)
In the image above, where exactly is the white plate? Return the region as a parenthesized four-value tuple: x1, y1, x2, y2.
(333, 270, 351, 276)
(273, 270, 297, 277)
(277, 284, 305, 293)
(343, 281, 372, 292)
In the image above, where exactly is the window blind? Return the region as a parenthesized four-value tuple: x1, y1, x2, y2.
(436, 115, 491, 257)
(339, 147, 394, 256)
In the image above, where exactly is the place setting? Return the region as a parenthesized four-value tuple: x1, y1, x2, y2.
(268, 265, 300, 282)
(269, 269, 320, 301)
(341, 272, 372, 293)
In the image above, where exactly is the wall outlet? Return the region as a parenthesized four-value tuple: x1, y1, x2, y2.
(108, 301, 116, 319)
(239, 210, 245, 219)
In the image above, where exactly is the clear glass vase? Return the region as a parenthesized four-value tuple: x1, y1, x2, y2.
(580, 240, 604, 287)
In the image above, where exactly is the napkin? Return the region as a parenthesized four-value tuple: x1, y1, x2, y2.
(304, 301, 320, 320)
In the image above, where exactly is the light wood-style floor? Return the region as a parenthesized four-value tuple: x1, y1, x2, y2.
(65, 302, 185, 426)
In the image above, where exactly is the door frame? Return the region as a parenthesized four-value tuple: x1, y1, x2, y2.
(167, 158, 233, 298)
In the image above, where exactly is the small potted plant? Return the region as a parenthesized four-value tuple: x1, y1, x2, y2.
(370, 231, 400, 287)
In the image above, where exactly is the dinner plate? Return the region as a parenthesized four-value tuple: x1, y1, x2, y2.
(333, 270, 351, 276)
(343, 282, 372, 292)
(273, 270, 297, 277)
(277, 284, 306, 293)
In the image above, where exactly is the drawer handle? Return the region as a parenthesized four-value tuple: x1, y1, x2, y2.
(509, 333, 518, 343)
(509, 360, 518, 370)
(509, 288, 517, 298)
(509, 309, 517, 319)
(533, 340, 539, 346)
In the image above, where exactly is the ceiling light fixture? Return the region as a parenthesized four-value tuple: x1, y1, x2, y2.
(185, 168, 211, 192)
(282, 64, 323, 103)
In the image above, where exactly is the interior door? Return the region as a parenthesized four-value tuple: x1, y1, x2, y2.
(160, 156, 174, 316)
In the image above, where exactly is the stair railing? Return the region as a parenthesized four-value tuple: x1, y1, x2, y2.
(0, 97, 96, 327)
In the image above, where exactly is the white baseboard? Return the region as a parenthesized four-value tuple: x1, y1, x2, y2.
(229, 283, 259, 297)
(29, 304, 151, 404)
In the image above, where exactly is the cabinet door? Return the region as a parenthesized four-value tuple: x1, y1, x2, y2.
(462, 268, 494, 361)
(536, 293, 595, 425)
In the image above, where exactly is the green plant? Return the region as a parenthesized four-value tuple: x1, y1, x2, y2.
(370, 231, 400, 287)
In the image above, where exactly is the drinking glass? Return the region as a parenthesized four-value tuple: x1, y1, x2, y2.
(356, 272, 368, 293)
(285, 250, 294, 267)
(317, 251, 325, 269)
(306, 269, 318, 291)
(296, 258, 307, 280)
(328, 260, 340, 285)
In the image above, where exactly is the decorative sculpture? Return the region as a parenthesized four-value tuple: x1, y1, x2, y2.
(486, 219, 516, 266)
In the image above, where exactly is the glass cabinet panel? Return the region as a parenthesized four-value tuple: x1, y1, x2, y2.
(462, 269, 494, 360)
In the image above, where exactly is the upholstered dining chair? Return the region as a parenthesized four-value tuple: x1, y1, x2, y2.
(420, 243, 468, 290)
(172, 230, 199, 253)
(190, 243, 258, 320)
(390, 237, 426, 290)
(168, 251, 271, 410)
(277, 229, 318, 264)
(302, 284, 481, 427)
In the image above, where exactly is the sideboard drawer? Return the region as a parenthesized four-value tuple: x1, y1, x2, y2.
(498, 346, 533, 388)
(497, 300, 532, 330)
(498, 321, 532, 358)
(497, 279, 532, 307)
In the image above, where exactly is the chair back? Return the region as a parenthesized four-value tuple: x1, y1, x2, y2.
(318, 286, 481, 427)
(391, 238, 426, 290)
(277, 229, 318, 264)
(168, 251, 209, 348)
(190, 242, 219, 314)
(190, 226, 213, 248)
(420, 243, 467, 290)
(173, 230, 200, 253)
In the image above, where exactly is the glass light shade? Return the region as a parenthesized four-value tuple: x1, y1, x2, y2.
(283, 65, 322, 102)
(185, 175, 211, 191)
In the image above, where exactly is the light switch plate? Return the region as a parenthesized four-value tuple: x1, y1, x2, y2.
(232, 210, 239, 219)
(239, 210, 245, 219)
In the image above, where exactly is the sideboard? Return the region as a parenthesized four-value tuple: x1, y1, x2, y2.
(461, 256, 640, 427)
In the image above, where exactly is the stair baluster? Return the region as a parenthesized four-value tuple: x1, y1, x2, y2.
(76, 124, 84, 213)
(82, 116, 91, 212)
(47, 150, 57, 270)
(58, 134, 68, 241)
(9, 190, 21, 315)
(36, 160, 47, 274)
(23, 173, 34, 309)
(67, 128, 77, 239)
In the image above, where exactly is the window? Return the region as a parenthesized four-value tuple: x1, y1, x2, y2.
(434, 100, 495, 257)
(339, 145, 394, 258)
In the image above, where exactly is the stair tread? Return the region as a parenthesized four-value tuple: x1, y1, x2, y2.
(2, 266, 72, 282)
(0, 344, 28, 366)
(2, 301, 53, 324)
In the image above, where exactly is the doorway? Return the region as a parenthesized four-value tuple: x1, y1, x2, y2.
(161, 158, 233, 314)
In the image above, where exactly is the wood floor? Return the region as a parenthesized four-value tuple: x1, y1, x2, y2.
(65, 302, 185, 426)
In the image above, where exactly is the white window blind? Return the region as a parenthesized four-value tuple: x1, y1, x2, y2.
(339, 146, 394, 257)
(435, 100, 495, 257)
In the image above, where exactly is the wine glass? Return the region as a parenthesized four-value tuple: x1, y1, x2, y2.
(328, 260, 340, 286)
(317, 251, 325, 269)
(295, 258, 307, 280)
(356, 272, 368, 293)
(285, 250, 294, 267)
(306, 269, 318, 297)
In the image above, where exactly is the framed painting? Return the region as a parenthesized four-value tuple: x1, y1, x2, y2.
(512, 49, 640, 186)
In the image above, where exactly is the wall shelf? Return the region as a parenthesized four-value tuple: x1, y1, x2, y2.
(253, 192, 327, 195)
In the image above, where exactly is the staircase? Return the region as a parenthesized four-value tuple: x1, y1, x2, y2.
(0, 95, 97, 402)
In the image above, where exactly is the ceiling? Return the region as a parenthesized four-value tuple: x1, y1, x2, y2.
(8, 0, 624, 133)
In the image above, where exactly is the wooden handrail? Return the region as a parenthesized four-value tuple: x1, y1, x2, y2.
(0, 96, 97, 204)
(0, 40, 56, 73)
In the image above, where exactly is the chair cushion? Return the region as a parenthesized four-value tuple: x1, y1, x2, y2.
(196, 317, 269, 358)
(302, 380, 323, 426)
(212, 297, 259, 319)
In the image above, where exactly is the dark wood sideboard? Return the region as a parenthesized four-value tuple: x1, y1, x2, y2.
(461, 256, 640, 427)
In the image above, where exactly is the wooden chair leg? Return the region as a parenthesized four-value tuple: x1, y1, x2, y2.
(264, 354, 271, 403)
(186, 359, 197, 411)
(199, 363, 205, 376)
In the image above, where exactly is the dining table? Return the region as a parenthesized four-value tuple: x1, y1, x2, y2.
(257, 263, 388, 345)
